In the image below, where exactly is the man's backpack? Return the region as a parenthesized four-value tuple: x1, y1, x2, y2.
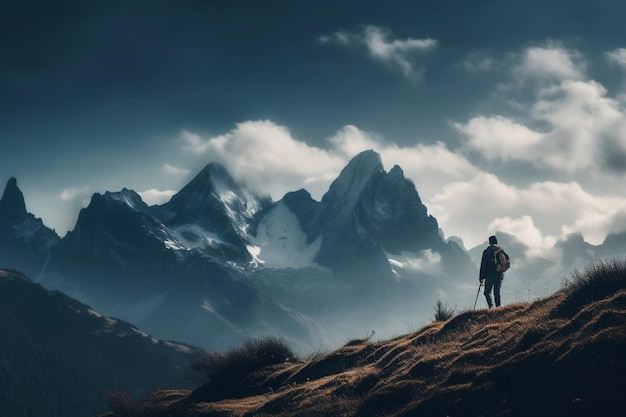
(493, 246, 510, 273)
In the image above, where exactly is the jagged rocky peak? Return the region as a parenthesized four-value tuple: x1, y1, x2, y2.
(174, 163, 233, 200)
(196, 162, 239, 190)
(51, 186, 178, 279)
(388, 164, 405, 182)
(320, 150, 436, 235)
(281, 189, 319, 219)
(66, 188, 166, 246)
(101, 188, 150, 212)
(0, 177, 58, 241)
(161, 162, 267, 239)
(0, 177, 27, 222)
(178, 162, 249, 202)
(313, 150, 442, 273)
(322, 149, 384, 208)
(279, 188, 321, 242)
(0, 178, 59, 277)
(73, 189, 147, 227)
(165, 162, 262, 220)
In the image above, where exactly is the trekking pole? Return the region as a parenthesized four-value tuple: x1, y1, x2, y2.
(473, 281, 483, 310)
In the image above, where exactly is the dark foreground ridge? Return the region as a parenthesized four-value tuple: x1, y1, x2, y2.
(100, 258, 626, 417)
(0, 269, 203, 417)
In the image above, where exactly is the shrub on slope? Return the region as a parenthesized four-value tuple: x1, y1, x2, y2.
(186, 335, 297, 402)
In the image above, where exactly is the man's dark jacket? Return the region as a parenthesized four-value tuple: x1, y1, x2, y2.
(480, 244, 502, 280)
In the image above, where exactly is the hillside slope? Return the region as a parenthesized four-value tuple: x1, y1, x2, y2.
(0, 269, 203, 417)
(101, 258, 626, 417)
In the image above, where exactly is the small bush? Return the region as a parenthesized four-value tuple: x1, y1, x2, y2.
(433, 300, 455, 322)
(188, 335, 296, 386)
(562, 258, 626, 299)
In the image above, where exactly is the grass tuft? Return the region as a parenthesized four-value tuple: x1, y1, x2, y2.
(433, 299, 456, 322)
(557, 257, 626, 316)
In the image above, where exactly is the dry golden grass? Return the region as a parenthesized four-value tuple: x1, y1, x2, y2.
(100, 261, 626, 417)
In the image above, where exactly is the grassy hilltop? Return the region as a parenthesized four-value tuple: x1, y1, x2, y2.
(103, 258, 626, 417)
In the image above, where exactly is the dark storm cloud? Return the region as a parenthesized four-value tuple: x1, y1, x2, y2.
(1, 2, 312, 126)
(3, 0, 625, 139)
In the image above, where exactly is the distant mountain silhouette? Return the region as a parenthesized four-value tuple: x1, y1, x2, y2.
(0, 268, 203, 417)
(98, 258, 626, 417)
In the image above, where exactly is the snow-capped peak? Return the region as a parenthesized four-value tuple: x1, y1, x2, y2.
(160, 162, 266, 245)
(209, 168, 263, 232)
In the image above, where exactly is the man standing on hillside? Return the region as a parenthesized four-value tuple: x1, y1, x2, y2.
(479, 235, 505, 308)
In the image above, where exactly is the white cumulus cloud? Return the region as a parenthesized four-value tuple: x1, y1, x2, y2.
(163, 164, 190, 176)
(605, 47, 626, 69)
(318, 25, 437, 80)
(458, 45, 626, 175)
(512, 43, 586, 82)
(59, 186, 90, 202)
(455, 115, 542, 161)
(431, 174, 626, 249)
(139, 189, 176, 206)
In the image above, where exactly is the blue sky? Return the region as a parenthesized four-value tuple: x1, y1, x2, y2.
(2, 0, 626, 249)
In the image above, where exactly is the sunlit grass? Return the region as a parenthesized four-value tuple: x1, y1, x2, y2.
(102, 258, 626, 417)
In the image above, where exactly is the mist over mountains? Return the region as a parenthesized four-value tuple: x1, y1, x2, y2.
(1, 150, 625, 354)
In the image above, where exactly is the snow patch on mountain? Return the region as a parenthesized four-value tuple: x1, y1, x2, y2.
(163, 238, 185, 250)
(170, 224, 226, 250)
(387, 249, 443, 276)
(209, 168, 263, 238)
(212, 175, 260, 217)
(13, 216, 57, 247)
(249, 202, 321, 269)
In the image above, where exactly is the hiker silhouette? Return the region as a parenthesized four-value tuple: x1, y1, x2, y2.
(479, 235, 507, 308)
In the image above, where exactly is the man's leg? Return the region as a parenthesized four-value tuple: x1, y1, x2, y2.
(483, 277, 495, 308)
(494, 277, 503, 307)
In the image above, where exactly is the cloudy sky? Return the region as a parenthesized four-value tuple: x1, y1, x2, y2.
(2, 0, 626, 250)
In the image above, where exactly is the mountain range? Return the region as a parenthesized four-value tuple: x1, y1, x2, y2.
(1, 149, 625, 354)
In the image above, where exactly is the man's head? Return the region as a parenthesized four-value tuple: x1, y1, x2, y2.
(489, 235, 498, 245)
